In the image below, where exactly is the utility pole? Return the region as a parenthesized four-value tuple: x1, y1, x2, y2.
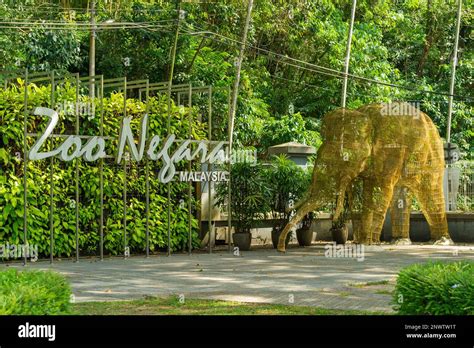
(341, 0, 357, 108)
(228, 0, 253, 148)
(446, 0, 462, 143)
(89, 0, 96, 98)
(166, 0, 182, 257)
(227, 0, 253, 253)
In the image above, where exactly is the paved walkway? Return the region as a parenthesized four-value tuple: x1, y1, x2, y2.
(6, 243, 474, 313)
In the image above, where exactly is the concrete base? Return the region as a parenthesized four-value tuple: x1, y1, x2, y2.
(248, 212, 473, 246)
(382, 212, 474, 243)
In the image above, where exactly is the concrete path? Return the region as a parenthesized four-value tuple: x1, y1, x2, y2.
(6, 243, 474, 313)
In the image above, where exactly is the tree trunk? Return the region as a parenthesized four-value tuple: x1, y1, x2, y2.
(417, 0, 435, 77)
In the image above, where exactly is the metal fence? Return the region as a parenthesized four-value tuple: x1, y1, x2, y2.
(0, 69, 232, 264)
(446, 160, 474, 212)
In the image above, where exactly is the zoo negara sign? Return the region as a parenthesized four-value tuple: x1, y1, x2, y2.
(28, 107, 229, 183)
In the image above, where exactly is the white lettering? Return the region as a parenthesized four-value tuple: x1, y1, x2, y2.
(27, 108, 231, 184)
(116, 114, 148, 163)
(18, 322, 56, 342)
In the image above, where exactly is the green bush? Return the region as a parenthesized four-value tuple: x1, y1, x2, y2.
(214, 161, 272, 234)
(266, 154, 311, 225)
(0, 269, 72, 315)
(0, 83, 205, 257)
(393, 261, 474, 315)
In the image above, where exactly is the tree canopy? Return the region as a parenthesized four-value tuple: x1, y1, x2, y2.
(0, 0, 472, 158)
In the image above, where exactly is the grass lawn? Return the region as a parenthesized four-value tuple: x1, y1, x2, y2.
(72, 297, 388, 315)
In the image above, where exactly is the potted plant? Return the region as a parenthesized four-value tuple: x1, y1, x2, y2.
(215, 161, 271, 251)
(296, 211, 315, 246)
(330, 196, 350, 244)
(266, 155, 310, 249)
(330, 219, 349, 244)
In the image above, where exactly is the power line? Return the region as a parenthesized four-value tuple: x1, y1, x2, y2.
(270, 71, 402, 102)
(5, 5, 178, 12)
(0, 19, 174, 26)
(0, 19, 175, 32)
(181, 21, 473, 102)
(1, 15, 472, 103)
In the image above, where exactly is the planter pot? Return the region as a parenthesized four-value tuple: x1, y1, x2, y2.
(233, 232, 252, 251)
(351, 217, 363, 243)
(330, 225, 348, 244)
(271, 227, 291, 249)
(296, 227, 314, 246)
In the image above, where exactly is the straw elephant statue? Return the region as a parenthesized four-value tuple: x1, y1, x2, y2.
(277, 102, 453, 252)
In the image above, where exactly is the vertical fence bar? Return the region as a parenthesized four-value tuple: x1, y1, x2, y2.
(227, 86, 232, 252)
(22, 69, 28, 266)
(123, 77, 128, 259)
(75, 74, 80, 262)
(49, 158, 54, 263)
(49, 71, 55, 264)
(188, 83, 193, 254)
(99, 75, 104, 260)
(166, 154, 171, 254)
(208, 86, 213, 253)
(145, 80, 150, 258)
(166, 93, 171, 257)
(166, 5, 182, 257)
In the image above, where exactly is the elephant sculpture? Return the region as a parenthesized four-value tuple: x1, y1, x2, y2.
(277, 102, 452, 252)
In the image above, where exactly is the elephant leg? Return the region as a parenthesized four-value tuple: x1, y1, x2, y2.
(358, 179, 374, 244)
(277, 199, 318, 252)
(368, 181, 397, 244)
(390, 185, 412, 244)
(412, 173, 450, 242)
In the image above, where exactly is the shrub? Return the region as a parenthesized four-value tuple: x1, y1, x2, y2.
(265, 154, 311, 225)
(393, 261, 474, 315)
(0, 269, 72, 315)
(214, 161, 272, 234)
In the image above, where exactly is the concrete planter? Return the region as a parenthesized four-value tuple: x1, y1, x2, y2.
(330, 225, 349, 244)
(383, 212, 474, 243)
(313, 213, 354, 241)
(312, 212, 474, 243)
(296, 227, 314, 246)
(233, 232, 252, 251)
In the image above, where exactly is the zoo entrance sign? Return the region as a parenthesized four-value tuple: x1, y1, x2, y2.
(28, 107, 230, 184)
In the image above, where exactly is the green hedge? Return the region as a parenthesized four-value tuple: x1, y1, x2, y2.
(393, 261, 474, 315)
(0, 82, 207, 257)
(0, 269, 72, 315)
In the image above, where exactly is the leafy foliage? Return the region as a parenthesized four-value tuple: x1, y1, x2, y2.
(393, 261, 474, 315)
(25, 28, 82, 72)
(214, 161, 271, 234)
(260, 113, 322, 153)
(215, 156, 312, 233)
(266, 155, 311, 223)
(0, 83, 205, 257)
(1, 0, 472, 158)
(0, 269, 72, 315)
